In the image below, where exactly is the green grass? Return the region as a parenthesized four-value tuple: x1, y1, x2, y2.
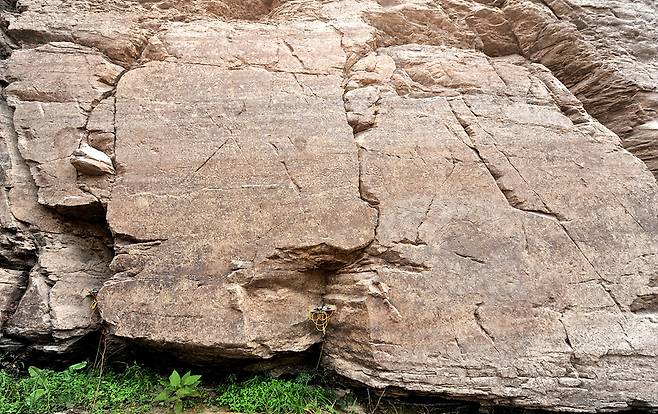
(0, 363, 161, 414)
(216, 373, 338, 414)
(0, 363, 341, 414)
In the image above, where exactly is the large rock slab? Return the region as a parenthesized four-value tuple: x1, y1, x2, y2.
(5, 42, 123, 215)
(329, 44, 658, 411)
(1, 0, 658, 412)
(100, 21, 377, 358)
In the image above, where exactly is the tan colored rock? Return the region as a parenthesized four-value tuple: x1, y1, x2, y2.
(5, 42, 123, 214)
(330, 45, 658, 411)
(6, 0, 275, 67)
(100, 21, 376, 357)
(5, 270, 51, 339)
(2, 0, 658, 411)
(0, 95, 113, 352)
(4, 230, 113, 351)
(6, 1, 148, 67)
(364, 0, 519, 56)
(501, 0, 658, 176)
(0, 268, 25, 329)
(71, 143, 115, 176)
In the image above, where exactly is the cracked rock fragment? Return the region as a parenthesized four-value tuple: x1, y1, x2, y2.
(4, 42, 123, 214)
(0, 269, 25, 330)
(70, 143, 115, 176)
(0, 85, 114, 353)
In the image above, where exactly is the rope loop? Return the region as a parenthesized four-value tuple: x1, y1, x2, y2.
(309, 304, 336, 336)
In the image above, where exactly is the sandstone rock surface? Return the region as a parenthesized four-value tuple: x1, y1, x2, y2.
(1, 0, 658, 412)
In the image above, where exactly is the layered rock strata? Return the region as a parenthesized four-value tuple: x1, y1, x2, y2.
(1, 0, 657, 411)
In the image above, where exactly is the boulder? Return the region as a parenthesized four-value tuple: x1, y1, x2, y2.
(1, 0, 657, 411)
(101, 20, 377, 358)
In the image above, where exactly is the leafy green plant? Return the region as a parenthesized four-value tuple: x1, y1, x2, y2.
(0, 363, 346, 414)
(90, 363, 162, 413)
(26, 361, 87, 412)
(155, 370, 203, 414)
(0, 370, 21, 414)
(25, 366, 48, 409)
(0, 362, 161, 414)
(216, 373, 337, 414)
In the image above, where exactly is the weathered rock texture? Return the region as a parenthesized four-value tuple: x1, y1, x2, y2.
(1, 0, 657, 412)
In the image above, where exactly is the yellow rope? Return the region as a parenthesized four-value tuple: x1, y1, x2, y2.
(86, 288, 100, 312)
(309, 305, 336, 336)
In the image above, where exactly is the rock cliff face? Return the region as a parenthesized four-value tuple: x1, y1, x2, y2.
(1, 0, 657, 412)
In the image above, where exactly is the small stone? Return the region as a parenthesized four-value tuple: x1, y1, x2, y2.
(70, 143, 115, 176)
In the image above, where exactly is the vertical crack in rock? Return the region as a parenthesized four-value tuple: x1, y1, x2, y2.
(557, 317, 579, 374)
(356, 147, 380, 211)
(615, 198, 649, 234)
(454, 336, 466, 358)
(474, 303, 499, 353)
(412, 196, 434, 246)
(267, 141, 302, 195)
(558, 318, 573, 350)
(280, 160, 302, 194)
(340, 74, 382, 238)
(282, 40, 310, 72)
(447, 95, 629, 316)
(616, 320, 635, 351)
